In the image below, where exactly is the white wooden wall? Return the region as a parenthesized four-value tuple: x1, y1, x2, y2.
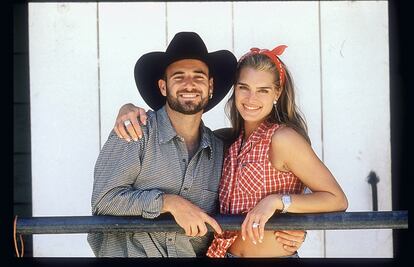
(28, 1, 391, 257)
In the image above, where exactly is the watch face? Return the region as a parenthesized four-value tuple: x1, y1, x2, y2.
(283, 195, 291, 204)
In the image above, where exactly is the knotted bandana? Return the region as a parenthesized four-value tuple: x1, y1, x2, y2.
(239, 45, 288, 88)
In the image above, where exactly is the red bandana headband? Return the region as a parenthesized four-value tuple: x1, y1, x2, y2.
(239, 45, 288, 88)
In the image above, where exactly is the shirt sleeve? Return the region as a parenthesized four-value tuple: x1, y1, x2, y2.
(91, 130, 164, 219)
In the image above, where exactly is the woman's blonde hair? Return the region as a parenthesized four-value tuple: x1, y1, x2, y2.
(225, 53, 311, 144)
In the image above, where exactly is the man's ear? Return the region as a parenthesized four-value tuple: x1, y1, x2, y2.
(158, 79, 167, 97)
(209, 78, 214, 95)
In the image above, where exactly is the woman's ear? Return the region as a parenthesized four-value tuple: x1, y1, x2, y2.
(158, 79, 167, 97)
(275, 85, 283, 99)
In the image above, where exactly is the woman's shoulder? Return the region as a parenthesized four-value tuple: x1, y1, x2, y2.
(271, 125, 307, 148)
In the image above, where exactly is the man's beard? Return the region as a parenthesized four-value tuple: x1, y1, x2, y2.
(166, 89, 209, 115)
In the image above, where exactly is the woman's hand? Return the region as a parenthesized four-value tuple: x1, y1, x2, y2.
(113, 103, 148, 142)
(240, 194, 281, 244)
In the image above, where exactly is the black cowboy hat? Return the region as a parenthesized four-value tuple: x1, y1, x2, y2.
(134, 32, 237, 112)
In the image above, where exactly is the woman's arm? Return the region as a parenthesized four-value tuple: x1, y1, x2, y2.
(113, 103, 149, 142)
(241, 126, 348, 244)
(269, 126, 348, 213)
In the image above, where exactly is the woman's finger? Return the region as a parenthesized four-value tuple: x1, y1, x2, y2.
(137, 108, 148, 125)
(251, 215, 261, 244)
(246, 216, 257, 244)
(240, 213, 249, 241)
(117, 121, 131, 142)
(258, 217, 267, 243)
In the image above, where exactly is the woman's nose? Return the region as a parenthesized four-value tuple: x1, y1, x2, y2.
(247, 91, 258, 101)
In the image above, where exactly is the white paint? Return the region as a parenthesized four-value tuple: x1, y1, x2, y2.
(98, 2, 166, 142)
(29, 3, 98, 256)
(320, 1, 391, 257)
(33, 234, 92, 257)
(325, 229, 393, 257)
(27, 1, 392, 257)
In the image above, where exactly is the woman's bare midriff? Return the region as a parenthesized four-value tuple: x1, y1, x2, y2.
(228, 230, 293, 257)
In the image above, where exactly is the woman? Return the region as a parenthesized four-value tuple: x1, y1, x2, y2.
(113, 45, 348, 258)
(206, 46, 348, 257)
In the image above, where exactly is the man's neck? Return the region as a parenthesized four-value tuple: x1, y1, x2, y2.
(165, 104, 203, 157)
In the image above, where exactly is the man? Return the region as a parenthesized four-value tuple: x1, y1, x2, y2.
(88, 32, 305, 257)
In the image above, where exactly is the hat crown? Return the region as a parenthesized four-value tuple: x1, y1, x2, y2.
(134, 31, 237, 113)
(165, 32, 209, 62)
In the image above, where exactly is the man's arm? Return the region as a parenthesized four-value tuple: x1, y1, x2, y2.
(162, 194, 222, 237)
(91, 130, 163, 219)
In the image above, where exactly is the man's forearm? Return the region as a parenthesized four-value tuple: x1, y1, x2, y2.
(93, 187, 165, 219)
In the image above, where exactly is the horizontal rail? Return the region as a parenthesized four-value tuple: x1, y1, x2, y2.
(15, 211, 408, 235)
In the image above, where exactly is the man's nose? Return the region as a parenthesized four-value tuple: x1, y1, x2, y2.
(183, 76, 196, 89)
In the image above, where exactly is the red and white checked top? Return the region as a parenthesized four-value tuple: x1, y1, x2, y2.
(206, 121, 306, 257)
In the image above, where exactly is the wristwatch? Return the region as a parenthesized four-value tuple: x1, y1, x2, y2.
(281, 195, 291, 213)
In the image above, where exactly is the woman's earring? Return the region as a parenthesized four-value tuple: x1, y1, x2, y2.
(273, 99, 281, 122)
(209, 92, 213, 99)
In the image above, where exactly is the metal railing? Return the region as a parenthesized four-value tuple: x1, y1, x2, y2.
(15, 211, 408, 235)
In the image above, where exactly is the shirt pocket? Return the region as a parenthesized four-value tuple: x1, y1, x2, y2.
(236, 161, 264, 194)
(200, 189, 219, 215)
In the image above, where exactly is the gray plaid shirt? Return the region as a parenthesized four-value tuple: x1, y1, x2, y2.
(87, 106, 224, 257)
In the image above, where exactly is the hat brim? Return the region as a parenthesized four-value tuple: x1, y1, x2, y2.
(134, 50, 237, 113)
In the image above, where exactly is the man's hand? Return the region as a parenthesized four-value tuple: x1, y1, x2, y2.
(113, 103, 148, 142)
(274, 230, 307, 253)
(162, 194, 223, 237)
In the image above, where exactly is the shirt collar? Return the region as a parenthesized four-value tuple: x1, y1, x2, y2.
(245, 120, 275, 144)
(156, 106, 178, 144)
(156, 106, 214, 159)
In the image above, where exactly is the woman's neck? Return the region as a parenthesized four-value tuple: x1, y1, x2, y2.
(243, 119, 264, 140)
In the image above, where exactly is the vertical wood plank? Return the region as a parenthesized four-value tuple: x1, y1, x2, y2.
(320, 1, 391, 257)
(98, 2, 166, 141)
(29, 2, 99, 256)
